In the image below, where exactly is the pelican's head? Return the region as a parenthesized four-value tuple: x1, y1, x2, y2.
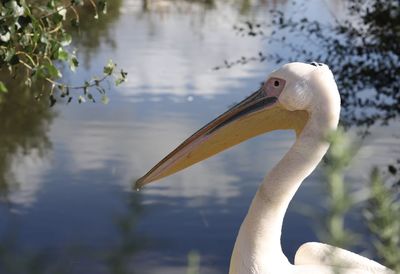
(270, 62, 340, 112)
(135, 62, 340, 188)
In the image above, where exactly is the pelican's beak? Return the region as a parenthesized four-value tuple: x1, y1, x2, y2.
(135, 87, 308, 189)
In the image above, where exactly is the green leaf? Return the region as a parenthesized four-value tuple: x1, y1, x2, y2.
(115, 78, 123, 86)
(5, 1, 24, 16)
(57, 6, 67, 20)
(101, 95, 109, 104)
(0, 81, 8, 93)
(87, 93, 95, 102)
(115, 77, 125, 86)
(45, 63, 62, 78)
(0, 32, 11, 42)
(47, 0, 55, 9)
(78, 95, 86, 103)
(115, 70, 127, 86)
(98, 0, 107, 14)
(57, 48, 69, 61)
(20, 33, 31, 47)
(39, 35, 49, 47)
(103, 60, 115, 75)
(5, 49, 16, 62)
(60, 33, 72, 46)
(70, 56, 79, 72)
(52, 13, 64, 24)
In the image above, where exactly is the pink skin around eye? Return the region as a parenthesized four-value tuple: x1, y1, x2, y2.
(264, 77, 285, 98)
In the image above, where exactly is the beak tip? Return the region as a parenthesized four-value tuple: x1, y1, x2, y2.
(134, 177, 146, 191)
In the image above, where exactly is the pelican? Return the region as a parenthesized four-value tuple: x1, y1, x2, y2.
(135, 62, 394, 274)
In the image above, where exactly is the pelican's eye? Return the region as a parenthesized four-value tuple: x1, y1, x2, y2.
(264, 77, 285, 98)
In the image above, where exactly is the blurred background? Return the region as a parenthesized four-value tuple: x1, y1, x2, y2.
(0, 0, 399, 273)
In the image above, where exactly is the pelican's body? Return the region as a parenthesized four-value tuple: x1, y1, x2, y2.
(136, 63, 393, 274)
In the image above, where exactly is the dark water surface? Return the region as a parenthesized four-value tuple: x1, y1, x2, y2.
(1, 0, 399, 273)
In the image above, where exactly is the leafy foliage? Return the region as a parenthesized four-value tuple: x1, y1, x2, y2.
(0, 0, 127, 106)
(322, 128, 358, 248)
(364, 168, 400, 272)
(322, 129, 400, 271)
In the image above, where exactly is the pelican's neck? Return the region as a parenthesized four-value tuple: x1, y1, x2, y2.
(260, 106, 339, 216)
(230, 104, 339, 273)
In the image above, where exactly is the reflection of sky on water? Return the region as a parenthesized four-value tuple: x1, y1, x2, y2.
(113, 18, 267, 98)
(1, 0, 400, 273)
(6, 149, 51, 208)
(51, 104, 242, 204)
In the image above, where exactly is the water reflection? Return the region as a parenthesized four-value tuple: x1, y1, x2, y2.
(0, 78, 54, 206)
(113, 1, 283, 99)
(106, 193, 145, 274)
(137, 0, 288, 15)
(52, 104, 243, 203)
(67, 0, 123, 67)
(0, 192, 146, 274)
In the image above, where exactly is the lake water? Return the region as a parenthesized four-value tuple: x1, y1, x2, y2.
(0, 0, 399, 273)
